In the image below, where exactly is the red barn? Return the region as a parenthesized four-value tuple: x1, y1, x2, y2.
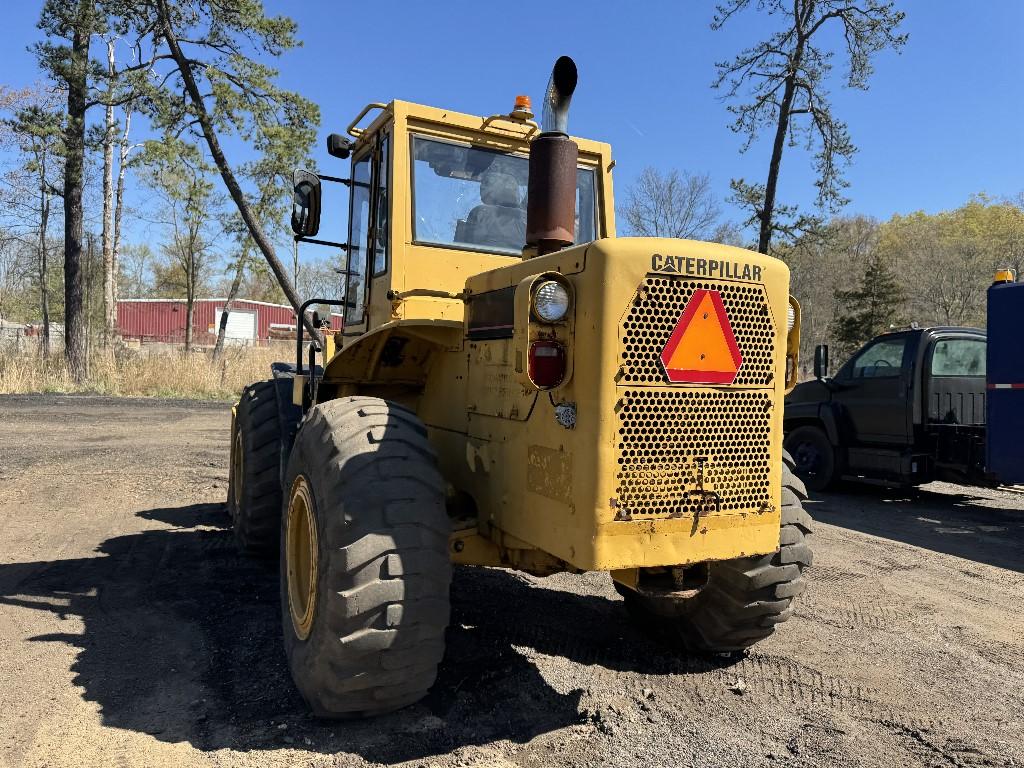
(117, 298, 343, 346)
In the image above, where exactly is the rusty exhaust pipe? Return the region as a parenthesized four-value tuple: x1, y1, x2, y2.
(526, 56, 579, 257)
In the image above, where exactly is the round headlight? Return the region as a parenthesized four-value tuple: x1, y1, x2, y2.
(533, 280, 570, 323)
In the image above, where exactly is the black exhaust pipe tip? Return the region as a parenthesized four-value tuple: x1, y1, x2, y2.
(552, 56, 577, 100)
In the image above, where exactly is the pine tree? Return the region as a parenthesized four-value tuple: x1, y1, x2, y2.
(712, 1, 907, 254)
(129, 0, 320, 340)
(831, 253, 906, 354)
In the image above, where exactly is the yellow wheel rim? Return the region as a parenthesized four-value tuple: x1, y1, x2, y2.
(231, 429, 244, 506)
(286, 476, 318, 640)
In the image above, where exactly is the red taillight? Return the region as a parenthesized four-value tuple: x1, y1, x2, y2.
(528, 340, 566, 388)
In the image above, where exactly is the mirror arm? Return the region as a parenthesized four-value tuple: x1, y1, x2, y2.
(294, 236, 351, 251)
(317, 174, 352, 187)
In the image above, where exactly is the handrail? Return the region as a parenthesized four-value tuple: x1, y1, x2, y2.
(296, 298, 348, 376)
(480, 113, 539, 139)
(346, 102, 388, 138)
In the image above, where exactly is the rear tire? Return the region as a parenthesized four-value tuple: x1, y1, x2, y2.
(784, 425, 837, 492)
(228, 379, 300, 555)
(616, 452, 813, 653)
(280, 397, 452, 718)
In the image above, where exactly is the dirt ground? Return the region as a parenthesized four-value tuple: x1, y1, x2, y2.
(1, 394, 1022, 768)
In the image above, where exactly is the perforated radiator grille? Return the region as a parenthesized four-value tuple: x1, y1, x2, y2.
(620, 277, 776, 386)
(614, 389, 773, 519)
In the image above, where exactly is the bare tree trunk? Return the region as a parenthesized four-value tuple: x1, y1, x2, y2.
(63, 0, 94, 382)
(757, 73, 797, 254)
(112, 108, 132, 332)
(85, 232, 95, 370)
(184, 247, 196, 352)
(101, 39, 116, 346)
(185, 289, 194, 351)
(38, 152, 51, 357)
(213, 251, 247, 361)
(155, 0, 320, 345)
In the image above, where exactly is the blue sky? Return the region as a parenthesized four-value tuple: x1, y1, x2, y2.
(1, 0, 1022, 248)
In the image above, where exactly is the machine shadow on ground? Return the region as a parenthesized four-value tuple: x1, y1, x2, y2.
(0, 502, 738, 762)
(808, 484, 1024, 572)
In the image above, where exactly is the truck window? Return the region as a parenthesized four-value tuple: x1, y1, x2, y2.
(931, 338, 986, 377)
(411, 135, 597, 256)
(851, 338, 906, 379)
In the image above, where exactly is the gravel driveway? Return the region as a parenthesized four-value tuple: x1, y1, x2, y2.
(1, 394, 1021, 767)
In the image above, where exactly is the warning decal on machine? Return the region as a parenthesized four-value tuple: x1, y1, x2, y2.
(660, 289, 742, 384)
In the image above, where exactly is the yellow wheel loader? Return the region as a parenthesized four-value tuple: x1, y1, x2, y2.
(227, 57, 812, 718)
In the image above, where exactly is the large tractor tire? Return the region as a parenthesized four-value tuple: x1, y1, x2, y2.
(616, 452, 813, 653)
(228, 378, 301, 555)
(783, 424, 837, 492)
(280, 397, 452, 718)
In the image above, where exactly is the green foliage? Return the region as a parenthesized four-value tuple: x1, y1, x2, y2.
(830, 250, 905, 355)
(874, 196, 1024, 327)
(4, 104, 64, 168)
(139, 135, 220, 303)
(776, 214, 878, 365)
(129, 0, 319, 308)
(132, 0, 319, 217)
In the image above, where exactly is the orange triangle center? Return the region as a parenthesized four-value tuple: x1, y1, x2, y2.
(660, 289, 742, 384)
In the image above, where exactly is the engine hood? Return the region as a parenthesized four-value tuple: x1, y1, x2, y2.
(785, 378, 833, 406)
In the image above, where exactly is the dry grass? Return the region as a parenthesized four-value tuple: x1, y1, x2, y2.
(0, 343, 285, 400)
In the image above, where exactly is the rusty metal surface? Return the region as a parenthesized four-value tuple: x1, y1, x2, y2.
(526, 133, 579, 255)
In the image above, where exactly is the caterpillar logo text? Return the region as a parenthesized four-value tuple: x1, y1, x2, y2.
(651, 253, 763, 282)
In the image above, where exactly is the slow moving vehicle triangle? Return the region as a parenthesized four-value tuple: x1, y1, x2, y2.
(660, 289, 742, 384)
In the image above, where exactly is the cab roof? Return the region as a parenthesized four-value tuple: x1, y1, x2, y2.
(347, 99, 613, 162)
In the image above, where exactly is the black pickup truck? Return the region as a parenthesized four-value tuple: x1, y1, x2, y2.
(783, 327, 988, 490)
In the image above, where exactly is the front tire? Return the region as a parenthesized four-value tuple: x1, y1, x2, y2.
(616, 452, 813, 653)
(784, 425, 837, 492)
(280, 397, 452, 718)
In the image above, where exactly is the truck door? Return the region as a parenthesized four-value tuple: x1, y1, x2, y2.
(833, 334, 914, 447)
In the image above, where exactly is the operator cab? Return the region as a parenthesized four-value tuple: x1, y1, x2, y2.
(290, 98, 614, 346)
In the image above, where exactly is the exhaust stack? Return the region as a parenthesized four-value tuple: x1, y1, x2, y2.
(526, 56, 579, 257)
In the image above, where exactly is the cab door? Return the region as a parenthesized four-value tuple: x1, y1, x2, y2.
(832, 333, 915, 447)
(343, 130, 390, 336)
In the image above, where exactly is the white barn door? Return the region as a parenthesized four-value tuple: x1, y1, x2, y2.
(214, 308, 257, 344)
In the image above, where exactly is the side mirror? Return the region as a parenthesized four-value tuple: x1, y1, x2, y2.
(814, 344, 829, 379)
(327, 133, 352, 159)
(291, 169, 322, 238)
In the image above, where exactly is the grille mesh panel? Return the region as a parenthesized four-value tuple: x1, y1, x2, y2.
(614, 389, 773, 519)
(620, 277, 776, 386)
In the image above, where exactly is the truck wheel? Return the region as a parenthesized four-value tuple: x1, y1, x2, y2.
(229, 379, 299, 555)
(615, 452, 813, 653)
(280, 397, 452, 718)
(783, 425, 837, 492)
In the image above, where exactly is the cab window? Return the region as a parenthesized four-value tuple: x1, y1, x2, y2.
(852, 338, 906, 379)
(931, 338, 986, 377)
(372, 134, 390, 276)
(411, 135, 597, 256)
(346, 133, 390, 324)
(345, 151, 372, 324)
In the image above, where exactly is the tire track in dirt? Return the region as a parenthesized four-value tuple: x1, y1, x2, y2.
(794, 597, 907, 631)
(4, 395, 1024, 768)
